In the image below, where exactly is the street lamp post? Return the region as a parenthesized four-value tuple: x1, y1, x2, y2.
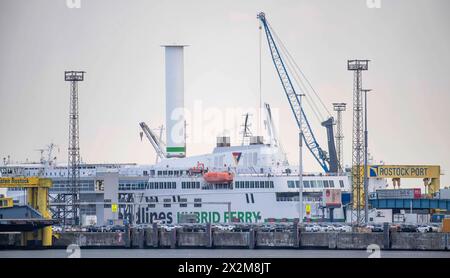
(362, 89, 372, 225)
(298, 93, 305, 223)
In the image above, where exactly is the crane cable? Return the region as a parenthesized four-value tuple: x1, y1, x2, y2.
(271, 26, 327, 121)
(280, 39, 331, 118)
(258, 22, 263, 135)
(280, 48, 324, 124)
(268, 23, 323, 123)
(267, 21, 332, 119)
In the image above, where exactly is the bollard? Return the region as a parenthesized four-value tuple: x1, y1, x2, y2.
(249, 228, 256, 249)
(143, 228, 149, 248)
(383, 222, 390, 249)
(328, 232, 337, 249)
(170, 228, 177, 249)
(152, 223, 159, 248)
(446, 233, 450, 251)
(126, 226, 131, 248)
(293, 222, 299, 248)
(138, 229, 144, 249)
(206, 223, 212, 248)
(129, 228, 134, 248)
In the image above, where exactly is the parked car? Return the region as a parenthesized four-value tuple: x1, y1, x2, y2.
(222, 224, 236, 232)
(399, 224, 417, 232)
(259, 224, 275, 232)
(333, 224, 352, 232)
(274, 224, 286, 232)
(371, 224, 384, 232)
(430, 223, 441, 232)
(233, 224, 252, 232)
(304, 224, 320, 232)
(161, 224, 174, 232)
(416, 224, 433, 233)
(389, 223, 401, 232)
(86, 225, 103, 232)
(107, 225, 126, 232)
(193, 224, 206, 232)
(318, 224, 336, 232)
(161, 224, 182, 232)
(317, 224, 327, 232)
(52, 225, 63, 233)
(311, 224, 322, 232)
(63, 226, 78, 232)
(211, 224, 225, 231)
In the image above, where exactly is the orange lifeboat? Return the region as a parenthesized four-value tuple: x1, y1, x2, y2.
(203, 171, 234, 183)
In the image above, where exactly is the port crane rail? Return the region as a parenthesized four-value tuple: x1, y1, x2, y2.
(257, 12, 338, 173)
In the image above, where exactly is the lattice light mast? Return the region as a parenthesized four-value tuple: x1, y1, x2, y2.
(333, 103, 346, 174)
(65, 71, 85, 226)
(347, 60, 369, 226)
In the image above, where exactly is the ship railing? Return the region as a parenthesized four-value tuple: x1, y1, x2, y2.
(235, 172, 344, 178)
(140, 169, 346, 179)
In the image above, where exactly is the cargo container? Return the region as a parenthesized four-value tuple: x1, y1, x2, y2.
(442, 218, 450, 233)
(341, 192, 351, 205)
(375, 188, 421, 199)
(431, 214, 446, 223)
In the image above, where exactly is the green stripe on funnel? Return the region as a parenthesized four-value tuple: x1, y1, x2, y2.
(166, 146, 186, 153)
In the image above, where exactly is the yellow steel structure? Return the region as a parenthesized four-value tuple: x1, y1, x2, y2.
(369, 165, 441, 194)
(0, 177, 52, 246)
(0, 197, 14, 208)
(353, 165, 441, 208)
(352, 166, 365, 209)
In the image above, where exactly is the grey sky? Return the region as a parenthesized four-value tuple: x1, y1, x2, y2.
(0, 0, 449, 187)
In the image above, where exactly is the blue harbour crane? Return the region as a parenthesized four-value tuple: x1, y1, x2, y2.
(257, 12, 338, 173)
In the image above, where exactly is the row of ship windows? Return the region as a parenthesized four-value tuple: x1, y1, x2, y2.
(202, 183, 233, 190)
(181, 182, 200, 189)
(49, 187, 94, 192)
(155, 170, 184, 176)
(115, 180, 346, 191)
(52, 181, 95, 186)
(234, 181, 275, 189)
(119, 182, 176, 191)
(117, 198, 204, 208)
(118, 181, 229, 191)
(8, 181, 94, 192)
(276, 197, 323, 202)
(119, 203, 202, 208)
(8, 179, 345, 192)
(51, 181, 95, 192)
(119, 181, 275, 191)
(287, 180, 345, 189)
(275, 192, 323, 202)
(23, 171, 95, 177)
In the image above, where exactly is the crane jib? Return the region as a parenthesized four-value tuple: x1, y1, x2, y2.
(258, 13, 330, 173)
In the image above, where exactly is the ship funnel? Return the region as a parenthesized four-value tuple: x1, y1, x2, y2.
(163, 45, 187, 158)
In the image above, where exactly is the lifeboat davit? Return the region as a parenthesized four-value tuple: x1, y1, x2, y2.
(189, 162, 205, 174)
(203, 171, 234, 183)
